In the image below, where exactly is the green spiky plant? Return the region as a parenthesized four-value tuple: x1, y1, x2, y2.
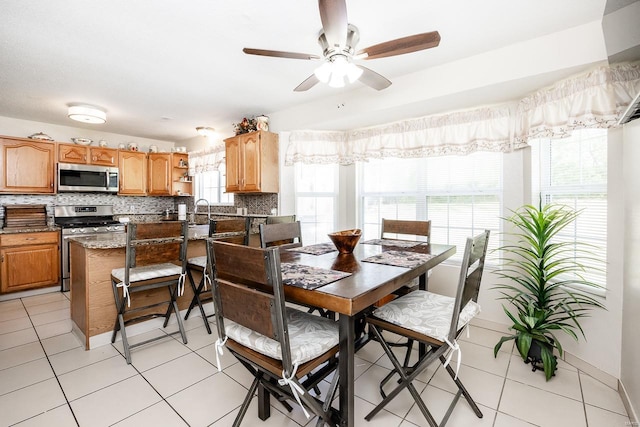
(493, 200, 605, 380)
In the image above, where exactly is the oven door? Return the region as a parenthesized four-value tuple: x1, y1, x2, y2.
(58, 163, 119, 193)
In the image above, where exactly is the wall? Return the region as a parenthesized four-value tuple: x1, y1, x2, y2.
(622, 118, 640, 417)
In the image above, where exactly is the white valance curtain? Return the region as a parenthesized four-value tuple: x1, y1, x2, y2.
(188, 143, 225, 175)
(285, 62, 640, 166)
(515, 62, 640, 143)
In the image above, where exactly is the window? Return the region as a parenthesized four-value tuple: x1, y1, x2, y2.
(194, 164, 233, 205)
(359, 152, 502, 261)
(294, 163, 339, 244)
(530, 128, 607, 290)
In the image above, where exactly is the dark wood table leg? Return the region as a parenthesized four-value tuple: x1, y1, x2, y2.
(339, 314, 355, 427)
(258, 383, 270, 420)
(419, 272, 428, 357)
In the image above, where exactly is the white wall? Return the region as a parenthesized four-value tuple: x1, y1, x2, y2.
(622, 118, 640, 416)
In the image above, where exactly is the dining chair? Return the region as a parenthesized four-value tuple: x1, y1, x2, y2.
(184, 218, 251, 334)
(208, 240, 340, 427)
(110, 221, 189, 364)
(266, 214, 296, 224)
(365, 230, 490, 427)
(259, 221, 303, 250)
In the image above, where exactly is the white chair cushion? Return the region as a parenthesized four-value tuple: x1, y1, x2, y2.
(112, 263, 183, 283)
(225, 307, 339, 365)
(372, 290, 480, 342)
(188, 256, 207, 268)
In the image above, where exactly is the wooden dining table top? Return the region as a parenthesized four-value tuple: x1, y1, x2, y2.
(278, 241, 456, 316)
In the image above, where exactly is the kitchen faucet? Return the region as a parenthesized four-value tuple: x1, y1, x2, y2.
(195, 198, 211, 221)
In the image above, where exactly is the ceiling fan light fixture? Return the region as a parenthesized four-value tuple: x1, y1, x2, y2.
(314, 61, 333, 83)
(346, 62, 363, 83)
(68, 105, 106, 124)
(328, 72, 346, 88)
(196, 126, 216, 137)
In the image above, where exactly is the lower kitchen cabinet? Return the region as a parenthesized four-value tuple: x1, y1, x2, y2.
(0, 231, 60, 293)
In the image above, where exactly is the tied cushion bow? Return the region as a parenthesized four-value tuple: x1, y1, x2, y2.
(278, 363, 310, 419)
(443, 337, 462, 380)
(116, 282, 131, 307)
(214, 336, 228, 372)
(177, 272, 187, 297)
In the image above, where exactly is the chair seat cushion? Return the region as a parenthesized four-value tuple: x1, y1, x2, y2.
(225, 307, 339, 365)
(112, 263, 183, 283)
(372, 290, 480, 342)
(188, 256, 207, 268)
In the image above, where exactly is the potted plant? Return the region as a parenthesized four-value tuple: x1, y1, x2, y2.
(493, 200, 605, 380)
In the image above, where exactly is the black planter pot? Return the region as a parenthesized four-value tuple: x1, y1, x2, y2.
(525, 339, 558, 376)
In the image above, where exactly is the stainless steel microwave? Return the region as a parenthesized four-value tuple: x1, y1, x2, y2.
(57, 163, 119, 193)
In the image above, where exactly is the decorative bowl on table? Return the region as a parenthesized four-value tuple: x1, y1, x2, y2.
(328, 229, 362, 254)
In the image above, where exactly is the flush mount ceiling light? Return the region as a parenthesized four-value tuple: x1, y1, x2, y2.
(196, 126, 216, 137)
(68, 105, 107, 124)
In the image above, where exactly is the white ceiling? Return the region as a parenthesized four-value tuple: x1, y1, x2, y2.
(0, 0, 621, 142)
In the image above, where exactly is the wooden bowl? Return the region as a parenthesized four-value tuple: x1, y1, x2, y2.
(328, 229, 362, 254)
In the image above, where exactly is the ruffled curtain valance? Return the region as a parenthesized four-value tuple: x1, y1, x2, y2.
(515, 62, 640, 143)
(188, 143, 225, 175)
(285, 62, 640, 166)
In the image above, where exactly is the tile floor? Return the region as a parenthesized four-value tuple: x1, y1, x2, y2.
(0, 291, 632, 427)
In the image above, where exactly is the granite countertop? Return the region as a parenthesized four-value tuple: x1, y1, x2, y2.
(68, 224, 242, 249)
(209, 212, 272, 218)
(0, 225, 60, 234)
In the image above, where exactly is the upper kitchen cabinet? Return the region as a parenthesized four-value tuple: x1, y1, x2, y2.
(58, 143, 118, 167)
(224, 130, 278, 193)
(118, 150, 147, 195)
(147, 153, 171, 196)
(171, 153, 192, 196)
(0, 136, 55, 194)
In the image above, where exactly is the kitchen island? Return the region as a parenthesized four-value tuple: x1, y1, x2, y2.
(69, 225, 212, 349)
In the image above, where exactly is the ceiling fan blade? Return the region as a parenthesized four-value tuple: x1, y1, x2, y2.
(243, 48, 320, 60)
(318, 0, 348, 47)
(357, 66, 392, 91)
(358, 31, 441, 60)
(294, 74, 320, 92)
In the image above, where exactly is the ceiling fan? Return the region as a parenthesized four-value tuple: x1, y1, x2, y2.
(243, 0, 441, 92)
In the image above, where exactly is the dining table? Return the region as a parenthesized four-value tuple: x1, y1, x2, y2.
(274, 238, 457, 427)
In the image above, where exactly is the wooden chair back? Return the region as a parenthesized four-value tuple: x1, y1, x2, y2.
(259, 221, 303, 249)
(209, 218, 251, 245)
(381, 219, 431, 242)
(126, 221, 187, 268)
(449, 230, 490, 340)
(209, 240, 291, 364)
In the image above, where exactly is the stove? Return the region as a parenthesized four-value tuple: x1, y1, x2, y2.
(55, 205, 125, 291)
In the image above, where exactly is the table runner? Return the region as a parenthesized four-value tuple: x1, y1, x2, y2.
(362, 238, 424, 248)
(281, 262, 351, 290)
(362, 250, 436, 268)
(287, 243, 337, 255)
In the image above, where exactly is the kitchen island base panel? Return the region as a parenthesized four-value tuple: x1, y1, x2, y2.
(70, 239, 206, 350)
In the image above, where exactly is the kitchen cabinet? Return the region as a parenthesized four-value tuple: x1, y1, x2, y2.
(0, 231, 60, 293)
(118, 151, 147, 195)
(171, 153, 192, 196)
(147, 153, 171, 196)
(58, 143, 118, 167)
(224, 130, 278, 193)
(0, 136, 56, 194)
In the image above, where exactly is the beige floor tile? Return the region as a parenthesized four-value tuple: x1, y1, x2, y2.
(167, 372, 249, 427)
(221, 362, 255, 389)
(0, 305, 28, 323)
(127, 335, 192, 372)
(585, 403, 632, 427)
(0, 315, 32, 335)
(499, 379, 586, 427)
(40, 332, 83, 356)
(70, 375, 161, 427)
(143, 352, 218, 398)
(58, 355, 138, 401)
(34, 318, 73, 340)
(0, 328, 39, 351)
(507, 354, 582, 401)
(25, 299, 70, 316)
(0, 358, 54, 396)
(0, 341, 45, 371)
(29, 308, 70, 327)
(0, 299, 24, 311)
(428, 363, 504, 410)
(0, 378, 66, 426)
(13, 403, 76, 427)
(450, 340, 511, 377)
(21, 292, 68, 307)
(580, 372, 629, 416)
(112, 401, 188, 427)
(459, 325, 514, 353)
(179, 324, 217, 351)
(211, 397, 307, 427)
(49, 343, 120, 375)
(404, 384, 494, 427)
(195, 342, 239, 371)
(355, 339, 387, 364)
(494, 412, 540, 427)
